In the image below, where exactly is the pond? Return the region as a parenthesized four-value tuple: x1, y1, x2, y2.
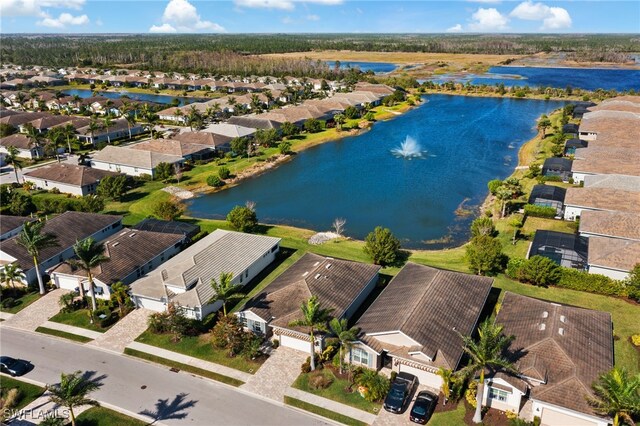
(426, 66, 640, 91)
(62, 89, 205, 106)
(325, 61, 397, 74)
(187, 94, 566, 249)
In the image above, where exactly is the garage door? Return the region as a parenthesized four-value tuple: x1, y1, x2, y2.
(398, 364, 442, 390)
(541, 408, 598, 426)
(280, 334, 313, 353)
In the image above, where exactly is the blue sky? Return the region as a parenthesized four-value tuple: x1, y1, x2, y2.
(0, 0, 638, 34)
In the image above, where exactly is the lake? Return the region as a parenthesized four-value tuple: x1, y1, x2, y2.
(62, 89, 205, 106)
(325, 61, 397, 74)
(427, 66, 640, 91)
(188, 94, 565, 249)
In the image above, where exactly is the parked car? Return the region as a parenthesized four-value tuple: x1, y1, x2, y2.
(409, 390, 438, 424)
(383, 372, 417, 413)
(0, 356, 32, 377)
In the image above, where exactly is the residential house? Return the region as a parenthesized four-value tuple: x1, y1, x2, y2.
(22, 163, 120, 196)
(485, 292, 612, 426)
(527, 230, 588, 269)
(578, 110, 640, 143)
(586, 237, 640, 280)
(527, 184, 566, 217)
(76, 118, 144, 145)
(0, 134, 43, 159)
(541, 157, 572, 182)
(561, 123, 579, 137)
(571, 147, 640, 184)
(90, 145, 184, 178)
(0, 212, 123, 286)
(563, 138, 587, 155)
(173, 131, 232, 151)
(227, 116, 282, 131)
(49, 229, 184, 299)
(129, 138, 215, 161)
(130, 230, 281, 320)
(563, 187, 640, 221)
(0, 215, 34, 242)
(201, 123, 256, 139)
(350, 262, 493, 389)
(237, 253, 380, 348)
(133, 218, 200, 243)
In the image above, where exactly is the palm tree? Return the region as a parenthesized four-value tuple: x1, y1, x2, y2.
(87, 118, 102, 146)
(209, 272, 244, 316)
(125, 112, 136, 140)
(333, 113, 346, 131)
(329, 318, 358, 375)
(589, 367, 640, 426)
(289, 296, 332, 371)
(109, 281, 130, 317)
(61, 123, 77, 155)
(24, 123, 44, 156)
(5, 146, 25, 183)
(16, 220, 59, 295)
(47, 127, 65, 162)
(16, 92, 26, 111)
(459, 319, 516, 423)
(46, 371, 101, 426)
(174, 108, 184, 125)
(437, 367, 455, 405)
(102, 115, 113, 144)
(69, 237, 109, 316)
(0, 263, 26, 291)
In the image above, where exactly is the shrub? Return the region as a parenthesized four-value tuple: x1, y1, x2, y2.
(363, 226, 401, 267)
(470, 217, 496, 238)
(466, 235, 505, 276)
(308, 371, 334, 390)
(465, 380, 478, 408)
(557, 268, 627, 297)
(626, 263, 640, 302)
(1, 297, 16, 308)
(207, 175, 225, 188)
(506, 258, 527, 280)
(50, 187, 61, 194)
(488, 179, 503, 195)
(279, 140, 292, 155)
(153, 199, 184, 221)
(271, 338, 280, 349)
(227, 205, 258, 233)
(519, 255, 562, 286)
(301, 361, 311, 374)
(99, 312, 119, 328)
(631, 335, 640, 347)
(355, 369, 390, 402)
(524, 204, 557, 218)
(218, 167, 231, 180)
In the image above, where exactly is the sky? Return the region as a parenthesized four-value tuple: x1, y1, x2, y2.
(0, 0, 638, 34)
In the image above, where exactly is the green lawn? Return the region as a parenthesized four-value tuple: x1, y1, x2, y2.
(35, 326, 93, 343)
(429, 403, 467, 426)
(135, 330, 262, 374)
(292, 369, 382, 414)
(0, 291, 41, 314)
(49, 309, 108, 333)
(76, 406, 145, 426)
(0, 377, 45, 413)
(284, 396, 368, 426)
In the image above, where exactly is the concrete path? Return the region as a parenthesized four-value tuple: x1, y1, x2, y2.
(126, 341, 252, 383)
(2, 289, 66, 331)
(241, 347, 307, 401)
(286, 388, 378, 425)
(87, 308, 152, 353)
(7, 391, 93, 425)
(40, 320, 102, 340)
(0, 311, 15, 320)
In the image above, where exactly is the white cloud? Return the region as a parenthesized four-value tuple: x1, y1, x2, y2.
(234, 0, 342, 10)
(0, 0, 84, 17)
(446, 23, 463, 33)
(95, 18, 103, 26)
(510, 1, 571, 30)
(467, 0, 502, 3)
(149, 0, 225, 33)
(468, 7, 509, 31)
(37, 12, 89, 28)
(281, 16, 294, 24)
(306, 14, 320, 21)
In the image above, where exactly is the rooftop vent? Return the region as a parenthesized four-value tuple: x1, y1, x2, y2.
(302, 271, 309, 277)
(313, 261, 320, 267)
(112, 242, 119, 247)
(119, 231, 127, 236)
(325, 264, 332, 270)
(558, 328, 565, 336)
(560, 315, 566, 323)
(314, 273, 321, 279)
(539, 323, 546, 331)
(129, 232, 136, 237)
(542, 311, 549, 318)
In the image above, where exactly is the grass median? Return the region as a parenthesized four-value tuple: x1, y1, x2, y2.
(35, 326, 93, 343)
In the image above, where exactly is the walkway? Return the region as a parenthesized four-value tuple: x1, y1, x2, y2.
(40, 320, 102, 340)
(2, 289, 66, 331)
(126, 341, 252, 383)
(286, 388, 378, 425)
(87, 308, 152, 353)
(241, 347, 306, 401)
(8, 391, 93, 425)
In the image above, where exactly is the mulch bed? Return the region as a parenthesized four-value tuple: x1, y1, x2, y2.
(433, 394, 460, 413)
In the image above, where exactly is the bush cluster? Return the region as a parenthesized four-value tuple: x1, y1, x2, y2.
(557, 268, 627, 297)
(207, 175, 225, 188)
(210, 314, 262, 359)
(308, 371, 334, 390)
(148, 303, 199, 341)
(507, 256, 562, 286)
(524, 204, 557, 218)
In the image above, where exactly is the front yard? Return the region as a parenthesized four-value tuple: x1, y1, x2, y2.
(49, 308, 114, 333)
(0, 290, 41, 314)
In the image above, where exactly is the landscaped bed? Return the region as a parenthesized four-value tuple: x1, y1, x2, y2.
(49, 308, 111, 333)
(0, 290, 41, 314)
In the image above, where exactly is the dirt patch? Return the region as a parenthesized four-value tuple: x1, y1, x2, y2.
(433, 395, 460, 413)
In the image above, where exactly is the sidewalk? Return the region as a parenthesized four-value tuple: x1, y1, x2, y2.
(2, 289, 67, 331)
(126, 341, 252, 383)
(87, 308, 152, 353)
(241, 347, 306, 401)
(40, 320, 102, 340)
(286, 387, 378, 425)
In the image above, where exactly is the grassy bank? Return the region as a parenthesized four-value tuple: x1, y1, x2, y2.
(0, 377, 44, 413)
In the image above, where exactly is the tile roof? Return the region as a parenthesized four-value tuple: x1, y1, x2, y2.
(357, 262, 493, 370)
(0, 215, 34, 236)
(242, 253, 380, 330)
(496, 292, 613, 418)
(572, 147, 640, 177)
(129, 139, 213, 157)
(0, 134, 35, 150)
(49, 229, 183, 285)
(0, 112, 50, 127)
(583, 174, 640, 192)
(90, 145, 183, 169)
(201, 123, 255, 138)
(1, 212, 122, 270)
(23, 163, 119, 187)
(564, 187, 640, 214)
(587, 237, 640, 272)
(579, 211, 640, 241)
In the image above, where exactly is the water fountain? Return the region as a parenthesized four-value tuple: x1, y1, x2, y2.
(391, 136, 425, 159)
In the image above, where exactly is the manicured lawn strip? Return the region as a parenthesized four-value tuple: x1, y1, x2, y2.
(292, 370, 381, 414)
(0, 292, 41, 314)
(35, 326, 93, 343)
(76, 406, 145, 426)
(49, 309, 108, 333)
(0, 376, 45, 411)
(284, 396, 368, 426)
(123, 348, 243, 387)
(429, 403, 467, 426)
(134, 330, 261, 374)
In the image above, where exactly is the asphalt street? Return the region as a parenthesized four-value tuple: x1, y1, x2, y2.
(0, 327, 329, 426)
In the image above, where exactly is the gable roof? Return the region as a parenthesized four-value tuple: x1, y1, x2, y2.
(90, 145, 183, 169)
(583, 174, 640, 192)
(129, 139, 213, 158)
(496, 292, 613, 418)
(564, 187, 640, 214)
(0, 133, 36, 150)
(0, 215, 34, 236)
(242, 253, 380, 329)
(587, 236, 640, 272)
(579, 211, 640, 241)
(23, 163, 119, 187)
(357, 262, 493, 370)
(173, 131, 232, 148)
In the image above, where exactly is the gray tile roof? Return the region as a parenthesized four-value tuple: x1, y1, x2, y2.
(90, 145, 183, 170)
(0, 215, 34, 236)
(23, 164, 119, 187)
(357, 262, 493, 370)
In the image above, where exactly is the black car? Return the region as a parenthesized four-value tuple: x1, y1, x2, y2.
(0, 356, 32, 377)
(383, 372, 417, 413)
(409, 391, 438, 424)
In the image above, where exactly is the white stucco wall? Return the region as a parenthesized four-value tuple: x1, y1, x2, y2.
(397, 363, 442, 390)
(24, 177, 90, 196)
(588, 265, 630, 281)
(367, 331, 420, 348)
(133, 295, 167, 312)
(564, 205, 591, 221)
(481, 378, 524, 414)
(532, 400, 607, 426)
(90, 160, 154, 177)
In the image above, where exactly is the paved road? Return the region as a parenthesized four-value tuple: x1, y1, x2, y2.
(1, 328, 329, 426)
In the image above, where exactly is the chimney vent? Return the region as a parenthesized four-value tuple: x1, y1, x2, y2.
(539, 323, 546, 331)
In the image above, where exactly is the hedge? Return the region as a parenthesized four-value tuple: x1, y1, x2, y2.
(557, 268, 627, 297)
(524, 204, 557, 218)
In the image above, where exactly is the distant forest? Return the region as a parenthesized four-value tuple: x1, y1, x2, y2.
(1, 34, 637, 75)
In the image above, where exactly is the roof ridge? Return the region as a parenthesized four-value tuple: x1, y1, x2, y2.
(398, 265, 438, 332)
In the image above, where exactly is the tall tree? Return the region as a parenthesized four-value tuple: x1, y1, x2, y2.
(46, 371, 101, 426)
(16, 220, 59, 295)
(87, 118, 102, 146)
(589, 367, 640, 426)
(102, 115, 113, 144)
(24, 123, 44, 156)
(459, 319, 516, 423)
(5, 146, 25, 183)
(61, 123, 77, 154)
(0, 263, 26, 290)
(289, 296, 332, 371)
(69, 238, 110, 316)
(329, 318, 358, 375)
(46, 127, 65, 162)
(209, 272, 245, 316)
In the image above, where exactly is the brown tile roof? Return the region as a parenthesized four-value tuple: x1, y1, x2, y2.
(244, 253, 380, 330)
(1, 212, 122, 270)
(0, 215, 34, 236)
(496, 292, 613, 418)
(0, 134, 35, 150)
(587, 236, 640, 272)
(129, 139, 212, 157)
(357, 262, 493, 370)
(0, 112, 50, 127)
(564, 187, 640, 214)
(572, 147, 640, 177)
(90, 145, 183, 169)
(579, 211, 640, 241)
(583, 175, 640, 192)
(23, 164, 119, 187)
(579, 111, 640, 146)
(49, 229, 183, 285)
(172, 131, 232, 148)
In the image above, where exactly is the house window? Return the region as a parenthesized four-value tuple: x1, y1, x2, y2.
(238, 316, 247, 326)
(488, 387, 508, 402)
(352, 348, 369, 366)
(252, 322, 262, 333)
